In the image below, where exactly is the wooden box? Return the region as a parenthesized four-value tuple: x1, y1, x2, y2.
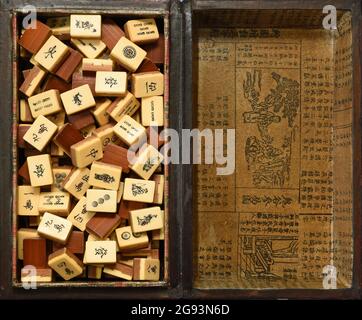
(0, 0, 362, 300)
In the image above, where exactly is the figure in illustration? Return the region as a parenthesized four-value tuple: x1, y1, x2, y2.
(243, 70, 299, 187)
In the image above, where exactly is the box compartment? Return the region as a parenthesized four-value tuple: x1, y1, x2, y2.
(189, 4, 361, 297)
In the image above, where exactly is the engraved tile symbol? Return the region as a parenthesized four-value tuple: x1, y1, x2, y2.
(137, 214, 157, 226)
(147, 264, 157, 274)
(86, 148, 99, 158)
(104, 77, 118, 88)
(45, 45, 57, 59)
(33, 164, 45, 178)
(123, 46, 136, 59)
(72, 92, 83, 106)
(132, 184, 148, 196)
(121, 231, 131, 240)
(94, 247, 107, 258)
(24, 200, 33, 210)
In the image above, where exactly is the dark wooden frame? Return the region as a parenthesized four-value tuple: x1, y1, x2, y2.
(0, 0, 184, 299)
(183, 0, 362, 299)
(0, 0, 361, 300)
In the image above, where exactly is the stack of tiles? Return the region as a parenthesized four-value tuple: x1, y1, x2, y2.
(16, 15, 165, 284)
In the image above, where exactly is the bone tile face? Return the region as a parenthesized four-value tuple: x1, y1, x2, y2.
(84, 240, 117, 264)
(115, 226, 149, 251)
(113, 114, 146, 146)
(71, 38, 106, 59)
(34, 36, 70, 72)
(23, 115, 58, 151)
(89, 161, 122, 190)
(63, 167, 90, 199)
(70, 136, 103, 168)
(27, 154, 54, 187)
(131, 71, 164, 98)
(130, 145, 164, 180)
(60, 84, 96, 115)
(95, 71, 127, 97)
(110, 37, 147, 72)
(129, 206, 162, 233)
(123, 178, 156, 203)
(133, 258, 160, 281)
(37, 212, 73, 244)
(70, 15, 102, 39)
(28, 89, 62, 118)
(17, 186, 40, 216)
(141, 96, 164, 126)
(86, 189, 117, 213)
(38, 192, 71, 216)
(48, 248, 83, 280)
(124, 18, 159, 45)
(107, 91, 140, 122)
(67, 196, 96, 231)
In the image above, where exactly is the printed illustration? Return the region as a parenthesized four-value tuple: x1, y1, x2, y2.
(242, 70, 300, 188)
(239, 235, 298, 280)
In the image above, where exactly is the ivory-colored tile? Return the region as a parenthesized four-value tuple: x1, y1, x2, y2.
(37, 212, 73, 244)
(123, 178, 155, 203)
(113, 114, 146, 146)
(34, 36, 70, 72)
(124, 18, 159, 44)
(141, 96, 164, 126)
(110, 37, 146, 72)
(83, 58, 114, 72)
(91, 98, 112, 126)
(152, 210, 164, 241)
(131, 71, 164, 98)
(51, 167, 72, 192)
(60, 84, 96, 115)
(23, 115, 58, 151)
(92, 124, 120, 150)
(71, 38, 106, 59)
(133, 258, 160, 281)
(38, 192, 71, 216)
(117, 181, 124, 203)
(19, 65, 47, 97)
(129, 206, 162, 233)
(84, 240, 117, 264)
(86, 189, 117, 213)
(103, 262, 133, 280)
(152, 174, 164, 204)
(63, 167, 90, 199)
(28, 89, 62, 118)
(70, 136, 103, 168)
(89, 161, 122, 190)
(67, 196, 96, 231)
(17, 186, 40, 216)
(70, 15, 101, 39)
(27, 154, 53, 187)
(115, 226, 149, 251)
(95, 71, 127, 97)
(48, 248, 83, 280)
(107, 91, 140, 122)
(130, 144, 164, 180)
(19, 99, 34, 123)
